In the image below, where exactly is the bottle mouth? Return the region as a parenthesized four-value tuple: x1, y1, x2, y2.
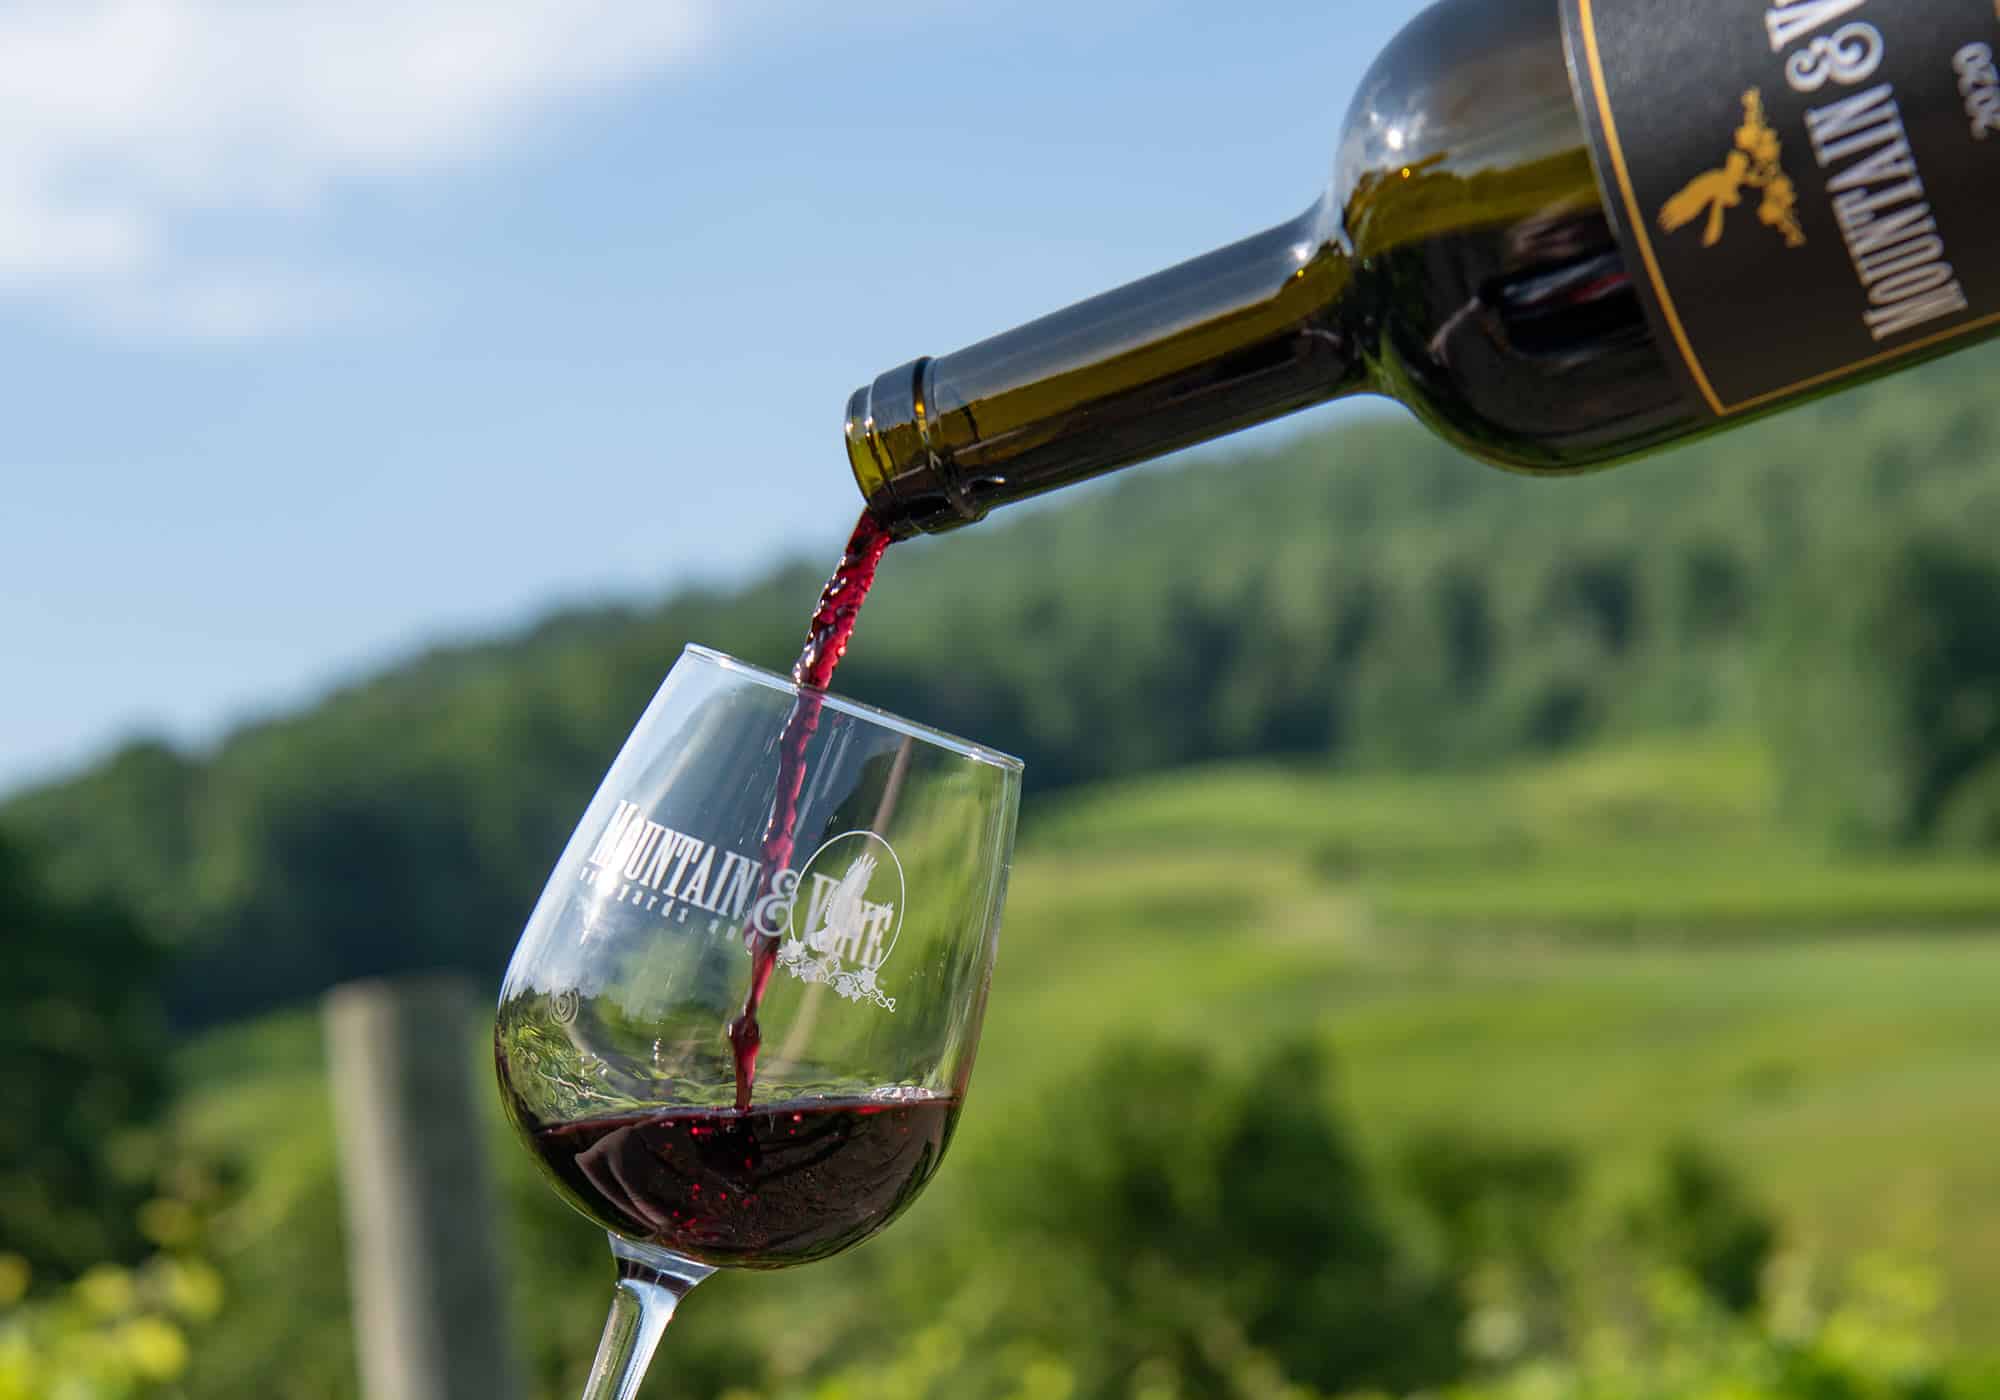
(844, 203, 1356, 538)
(843, 358, 987, 538)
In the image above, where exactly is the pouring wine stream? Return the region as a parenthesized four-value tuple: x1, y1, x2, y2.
(725, 510, 896, 1111)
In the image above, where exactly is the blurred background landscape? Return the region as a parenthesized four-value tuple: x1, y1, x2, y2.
(7, 0, 2000, 1395)
(9, 339, 2000, 1397)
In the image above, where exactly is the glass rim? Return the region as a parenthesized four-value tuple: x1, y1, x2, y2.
(684, 644, 1025, 774)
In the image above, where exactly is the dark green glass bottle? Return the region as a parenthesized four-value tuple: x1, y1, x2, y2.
(845, 0, 2000, 536)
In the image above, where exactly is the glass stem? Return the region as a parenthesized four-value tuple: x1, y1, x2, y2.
(579, 1236, 716, 1400)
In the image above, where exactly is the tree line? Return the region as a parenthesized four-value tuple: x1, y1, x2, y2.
(5, 342, 2000, 1029)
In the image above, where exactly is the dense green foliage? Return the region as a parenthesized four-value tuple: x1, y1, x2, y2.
(947, 1038, 1468, 1397)
(0, 836, 167, 1278)
(750, 1253, 1994, 1400)
(0, 1190, 227, 1400)
(1762, 530, 2000, 846)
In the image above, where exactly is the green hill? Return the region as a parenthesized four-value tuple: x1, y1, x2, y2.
(166, 743, 2000, 1399)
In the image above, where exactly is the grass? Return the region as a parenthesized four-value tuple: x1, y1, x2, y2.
(981, 736, 2000, 1328)
(173, 735, 2000, 1382)
(1029, 737, 2000, 932)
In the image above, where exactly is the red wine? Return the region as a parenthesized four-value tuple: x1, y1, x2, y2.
(793, 510, 894, 693)
(528, 1094, 958, 1268)
(726, 510, 895, 1109)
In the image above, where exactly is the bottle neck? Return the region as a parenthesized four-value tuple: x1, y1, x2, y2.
(845, 202, 1365, 536)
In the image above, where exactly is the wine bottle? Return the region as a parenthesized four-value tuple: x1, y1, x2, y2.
(844, 0, 2000, 537)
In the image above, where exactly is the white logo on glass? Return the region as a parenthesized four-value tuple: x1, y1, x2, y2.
(776, 832, 904, 1012)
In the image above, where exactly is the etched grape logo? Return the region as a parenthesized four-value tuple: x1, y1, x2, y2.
(775, 832, 905, 1011)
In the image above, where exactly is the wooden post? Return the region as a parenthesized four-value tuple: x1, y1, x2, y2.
(326, 975, 522, 1400)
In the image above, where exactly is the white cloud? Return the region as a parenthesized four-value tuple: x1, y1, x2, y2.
(77, 267, 371, 343)
(0, 0, 723, 341)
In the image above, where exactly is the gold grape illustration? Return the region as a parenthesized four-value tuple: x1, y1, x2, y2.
(1659, 89, 1806, 250)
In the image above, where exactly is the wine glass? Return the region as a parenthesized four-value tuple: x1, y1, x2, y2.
(495, 645, 1021, 1400)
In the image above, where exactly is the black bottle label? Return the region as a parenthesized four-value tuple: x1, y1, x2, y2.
(1562, 0, 2000, 416)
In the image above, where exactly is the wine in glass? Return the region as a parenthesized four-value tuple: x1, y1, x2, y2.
(495, 645, 1021, 1399)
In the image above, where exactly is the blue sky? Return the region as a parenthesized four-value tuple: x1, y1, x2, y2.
(1, 0, 1428, 795)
